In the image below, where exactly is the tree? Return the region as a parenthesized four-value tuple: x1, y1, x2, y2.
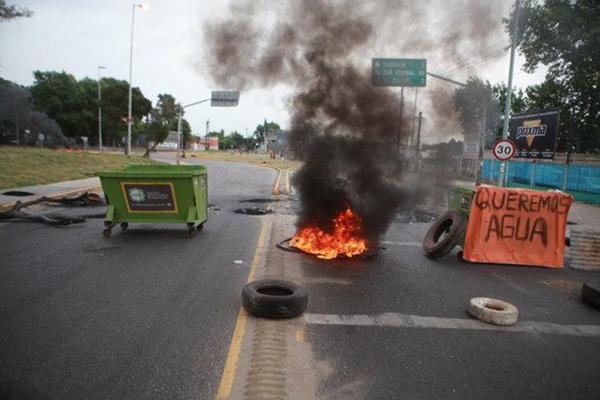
(492, 84, 528, 116)
(77, 77, 99, 142)
(230, 131, 247, 149)
(505, 0, 600, 152)
(179, 118, 192, 149)
(0, 0, 32, 21)
(144, 93, 188, 156)
(100, 78, 151, 147)
(30, 71, 95, 143)
(0, 78, 31, 144)
(453, 78, 502, 149)
(30, 72, 152, 147)
(143, 120, 169, 156)
(525, 78, 572, 151)
(253, 120, 281, 144)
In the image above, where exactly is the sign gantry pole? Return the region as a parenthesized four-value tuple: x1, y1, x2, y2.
(371, 58, 427, 164)
(176, 91, 240, 165)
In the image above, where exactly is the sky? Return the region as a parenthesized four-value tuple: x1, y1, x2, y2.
(0, 0, 547, 143)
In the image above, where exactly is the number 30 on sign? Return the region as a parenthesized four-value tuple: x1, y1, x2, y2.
(492, 139, 516, 161)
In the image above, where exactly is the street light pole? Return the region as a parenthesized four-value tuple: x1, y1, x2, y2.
(127, 3, 147, 157)
(177, 114, 182, 165)
(498, 0, 520, 186)
(97, 65, 106, 152)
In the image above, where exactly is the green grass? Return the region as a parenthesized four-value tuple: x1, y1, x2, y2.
(186, 150, 302, 171)
(0, 146, 163, 189)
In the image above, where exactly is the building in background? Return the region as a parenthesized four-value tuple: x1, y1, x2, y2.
(191, 136, 218, 151)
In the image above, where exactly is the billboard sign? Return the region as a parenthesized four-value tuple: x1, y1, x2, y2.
(508, 110, 559, 159)
(372, 58, 426, 87)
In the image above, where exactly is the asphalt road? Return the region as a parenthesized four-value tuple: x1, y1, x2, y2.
(221, 190, 600, 399)
(2, 156, 600, 400)
(0, 158, 276, 399)
(285, 215, 600, 399)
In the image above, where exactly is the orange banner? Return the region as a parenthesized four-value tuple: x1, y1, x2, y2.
(463, 186, 572, 268)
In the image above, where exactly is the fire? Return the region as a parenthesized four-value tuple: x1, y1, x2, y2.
(290, 207, 367, 259)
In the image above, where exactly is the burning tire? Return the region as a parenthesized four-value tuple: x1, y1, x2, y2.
(581, 281, 600, 310)
(468, 297, 519, 326)
(242, 279, 308, 319)
(422, 210, 467, 258)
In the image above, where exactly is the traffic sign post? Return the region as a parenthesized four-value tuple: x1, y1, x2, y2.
(372, 58, 427, 159)
(175, 91, 241, 165)
(492, 139, 516, 161)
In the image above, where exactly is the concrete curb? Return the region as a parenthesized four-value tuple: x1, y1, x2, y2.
(0, 185, 102, 213)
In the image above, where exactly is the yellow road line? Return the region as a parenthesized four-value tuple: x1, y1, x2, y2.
(284, 169, 291, 194)
(216, 217, 270, 399)
(272, 168, 282, 195)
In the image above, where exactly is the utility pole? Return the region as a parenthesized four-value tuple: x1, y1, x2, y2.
(411, 88, 418, 146)
(415, 111, 423, 170)
(205, 119, 210, 151)
(126, 3, 147, 156)
(97, 66, 106, 152)
(15, 111, 19, 146)
(126, 4, 136, 156)
(176, 114, 182, 165)
(397, 86, 404, 157)
(498, 0, 520, 186)
(264, 118, 268, 151)
(475, 105, 487, 186)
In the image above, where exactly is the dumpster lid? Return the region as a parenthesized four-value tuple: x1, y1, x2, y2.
(97, 164, 206, 178)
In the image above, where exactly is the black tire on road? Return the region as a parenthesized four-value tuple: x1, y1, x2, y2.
(581, 281, 600, 310)
(423, 210, 468, 259)
(242, 279, 308, 319)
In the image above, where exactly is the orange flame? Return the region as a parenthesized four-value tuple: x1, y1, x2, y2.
(290, 207, 367, 259)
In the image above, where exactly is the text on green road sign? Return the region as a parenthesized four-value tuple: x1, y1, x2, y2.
(372, 58, 427, 87)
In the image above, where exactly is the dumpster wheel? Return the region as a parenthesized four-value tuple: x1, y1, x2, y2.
(102, 227, 112, 238)
(187, 223, 203, 238)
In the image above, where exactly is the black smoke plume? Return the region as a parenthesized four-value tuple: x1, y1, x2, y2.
(0, 80, 70, 146)
(201, 0, 507, 245)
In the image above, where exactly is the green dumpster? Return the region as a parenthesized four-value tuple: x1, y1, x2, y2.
(448, 186, 475, 249)
(449, 186, 475, 217)
(97, 164, 208, 238)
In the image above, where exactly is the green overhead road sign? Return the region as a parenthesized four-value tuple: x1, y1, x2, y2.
(372, 58, 427, 87)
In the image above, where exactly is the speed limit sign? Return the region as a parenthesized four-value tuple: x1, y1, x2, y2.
(492, 139, 516, 161)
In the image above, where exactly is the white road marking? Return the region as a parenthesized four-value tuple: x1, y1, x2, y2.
(380, 241, 421, 247)
(304, 313, 600, 337)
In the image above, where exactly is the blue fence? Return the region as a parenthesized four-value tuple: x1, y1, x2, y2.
(482, 159, 600, 204)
